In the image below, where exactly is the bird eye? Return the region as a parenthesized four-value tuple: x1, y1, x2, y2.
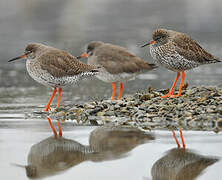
(87, 46, 93, 53)
(25, 50, 32, 55)
(155, 36, 161, 41)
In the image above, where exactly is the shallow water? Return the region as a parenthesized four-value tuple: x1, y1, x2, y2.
(0, 123, 221, 180)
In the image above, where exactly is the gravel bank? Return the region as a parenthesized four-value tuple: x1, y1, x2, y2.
(45, 86, 222, 132)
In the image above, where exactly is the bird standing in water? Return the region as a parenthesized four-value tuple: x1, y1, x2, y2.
(8, 43, 101, 137)
(141, 28, 220, 98)
(77, 41, 157, 101)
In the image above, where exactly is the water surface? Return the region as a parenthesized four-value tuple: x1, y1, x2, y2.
(0, 124, 221, 180)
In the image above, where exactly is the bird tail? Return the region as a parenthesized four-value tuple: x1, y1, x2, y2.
(90, 65, 103, 73)
(149, 63, 158, 69)
(205, 57, 221, 64)
(144, 62, 158, 70)
(216, 58, 221, 63)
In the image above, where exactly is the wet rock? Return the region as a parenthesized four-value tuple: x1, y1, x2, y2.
(217, 118, 222, 128)
(140, 94, 151, 101)
(84, 103, 95, 109)
(104, 111, 115, 116)
(87, 107, 102, 115)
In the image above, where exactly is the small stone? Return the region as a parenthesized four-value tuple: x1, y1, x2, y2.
(89, 119, 99, 126)
(84, 103, 95, 109)
(176, 104, 184, 109)
(140, 94, 151, 101)
(104, 111, 115, 116)
(197, 97, 207, 102)
(217, 118, 222, 127)
(184, 111, 192, 117)
(206, 108, 215, 113)
(186, 89, 194, 96)
(87, 108, 102, 115)
(146, 113, 158, 118)
(97, 111, 105, 116)
(125, 95, 135, 101)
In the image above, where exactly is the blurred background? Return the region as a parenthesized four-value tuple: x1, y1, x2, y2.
(0, 0, 222, 103)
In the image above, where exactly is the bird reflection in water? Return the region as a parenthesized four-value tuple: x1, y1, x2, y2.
(151, 130, 219, 180)
(89, 125, 154, 161)
(22, 125, 154, 178)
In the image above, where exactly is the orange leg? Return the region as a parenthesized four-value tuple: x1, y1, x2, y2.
(56, 88, 63, 137)
(57, 120, 62, 137)
(117, 83, 124, 100)
(44, 88, 57, 112)
(171, 129, 180, 149)
(47, 117, 57, 137)
(56, 88, 62, 108)
(179, 128, 186, 149)
(112, 82, 116, 101)
(171, 70, 185, 98)
(161, 72, 180, 98)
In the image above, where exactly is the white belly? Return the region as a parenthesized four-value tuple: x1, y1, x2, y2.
(96, 70, 136, 83)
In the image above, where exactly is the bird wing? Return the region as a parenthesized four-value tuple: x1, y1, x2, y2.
(94, 44, 157, 74)
(172, 33, 219, 63)
(39, 49, 97, 78)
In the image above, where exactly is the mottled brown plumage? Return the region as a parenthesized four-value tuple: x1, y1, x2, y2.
(141, 28, 220, 98)
(25, 43, 100, 79)
(87, 41, 157, 74)
(78, 41, 157, 101)
(171, 31, 219, 64)
(150, 29, 220, 68)
(39, 49, 99, 78)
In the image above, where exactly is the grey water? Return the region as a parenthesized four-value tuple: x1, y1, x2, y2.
(0, 124, 222, 180)
(0, 0, 222, 179)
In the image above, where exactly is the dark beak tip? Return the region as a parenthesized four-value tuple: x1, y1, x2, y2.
(140, 43, 149, 48)
(8, 54, 27, 62)
(8, 59, 16, 62)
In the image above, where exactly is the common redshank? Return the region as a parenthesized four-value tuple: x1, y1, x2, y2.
(77, 41, 157, 101)
(141, 28, 220, 98)
(8, 43, 101, 137)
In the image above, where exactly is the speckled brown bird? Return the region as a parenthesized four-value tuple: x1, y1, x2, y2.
(77, 41, 157, 101)
(141, 28, 220, 98)
(8, 43, 101, 136)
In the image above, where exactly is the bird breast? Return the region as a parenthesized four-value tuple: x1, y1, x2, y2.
(150, 44, 200, 72)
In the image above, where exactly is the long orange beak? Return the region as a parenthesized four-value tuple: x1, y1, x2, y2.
(76, 52, 88, 59)
(8, 54, 27, 62)
(140, 40, 155, 48)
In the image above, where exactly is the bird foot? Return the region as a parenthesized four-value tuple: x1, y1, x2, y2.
(161, 92, 174, 98)
(170, 94, 181, 98)
(44, 106, 51, 112)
